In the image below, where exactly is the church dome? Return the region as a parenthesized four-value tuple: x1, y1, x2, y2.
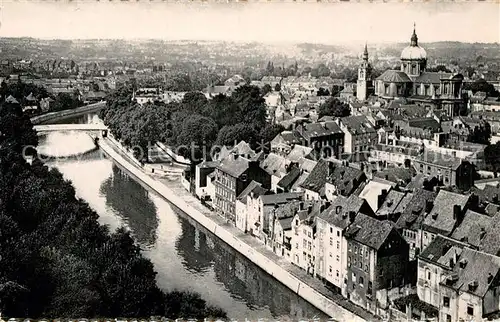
(401, 45, 427, 60)
(400, 24, 427, 60)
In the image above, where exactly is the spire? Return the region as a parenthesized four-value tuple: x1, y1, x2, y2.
(411, 22, 418, 46)
(363, 42, 369, 61)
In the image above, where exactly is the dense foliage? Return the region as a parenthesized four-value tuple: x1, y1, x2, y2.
(100, 85, 274, 161)
(317, 97, 351, 119)
(0, 99, 227, 319)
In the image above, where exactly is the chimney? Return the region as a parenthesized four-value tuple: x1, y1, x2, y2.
(425, 200, 433, 213)
(459, 258, 468, 269)
(480, 227, 487, 240)
(336, 205, 342, 214)
(348, 211, 356, 223)
(307, 204, 313, 214)
(488, 273, 494, 284)
(328, 162, 335, 177)
(299, 201, 305, 210)
(453, 205, 461, 220)
(385, 174, 389, 180)
(449, 257, 455, 268)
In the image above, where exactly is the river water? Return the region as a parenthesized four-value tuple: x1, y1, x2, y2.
(37, 112, 327, 321)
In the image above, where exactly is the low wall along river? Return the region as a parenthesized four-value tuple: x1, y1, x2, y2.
(97, 137, 368, 322)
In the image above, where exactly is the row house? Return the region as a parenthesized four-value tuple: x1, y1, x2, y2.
(214, 152, 271, 223)
(295, 121, 344, 158)
(412, 150, 476, 190)
(235, 181, 269, 233)
(395, 189, 438, 261)
(276, 157, 317, 193)
(344, 213, 410, 315)
(316, 195, 374, 294)
(270, 201, 307, 258)
(420, 190, 474, 250)
(260, 152, 289, 192)
(300, 160, 366, 201)
(290, 202, 324, 275)
(245, 191, 303, 244)
(417, 235, 500, 322)
(336, 115, 377, 155)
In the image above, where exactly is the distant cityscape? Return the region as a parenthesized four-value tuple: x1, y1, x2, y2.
(1, 22, 500, 322)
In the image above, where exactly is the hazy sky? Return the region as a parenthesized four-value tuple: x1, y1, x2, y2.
(1, 1, 499, 44)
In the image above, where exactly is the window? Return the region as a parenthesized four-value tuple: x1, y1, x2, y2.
(359, 276, 364, 287)
(330, 237, 333, 246)
(336, 270, 339, 277)
(329, 266, 332, 273)
(443, 296, 450, 308)
(446, 314, 451, 322)
(330, 227, 333, 233)
(427, 270, 431, 280)
(308, 241, 312, 251)
(352, 273, 356, 283)
(337, 255, 340, 262)
(308, 232, 311, 238)
(329, 252, 332, 258)
(467, 306, 474, 316)
(367, 281, 373, 294)
(337, 241, 340, 249)
(303, 239, 307, 248)
(337, 231, 340, 237)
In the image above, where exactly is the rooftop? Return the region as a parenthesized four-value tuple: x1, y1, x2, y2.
(345, 213, 395, 250)
(422, 190, 471, 235)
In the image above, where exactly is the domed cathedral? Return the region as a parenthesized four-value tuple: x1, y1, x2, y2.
(358, 24, 466, 117)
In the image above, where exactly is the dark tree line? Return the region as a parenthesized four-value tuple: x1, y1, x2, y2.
(0, 99, 227, 319)
(100, 85, 284, 162)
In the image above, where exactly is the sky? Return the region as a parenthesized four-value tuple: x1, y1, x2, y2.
(1, 1, 499, 44)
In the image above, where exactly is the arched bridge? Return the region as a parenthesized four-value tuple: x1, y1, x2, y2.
(34, 124, 108, 133)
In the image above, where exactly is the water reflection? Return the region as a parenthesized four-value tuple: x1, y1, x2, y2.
(173, 210, 326, 320)
(40, 113, 328, 320)
(100, 165, 159, 247)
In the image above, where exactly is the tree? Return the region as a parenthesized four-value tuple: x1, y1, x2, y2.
(317, 88, 330, 96)
(317, 97, 350, 119)
(261, 84, 272, 96)
(464, 79, 500, 97)
(484, 142, 500, 171)
(202, 94, 240, 129)
(231, 85, 267, 129)
(216, 123, 259, 149)
(181, 92, 208, 114)
(468, 122, 492, 145)
(259, 124, 285, 153)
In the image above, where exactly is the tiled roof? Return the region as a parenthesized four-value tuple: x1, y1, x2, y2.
(419, 234, 468, 266)
(395, 188, 437, 230)
(300, 159, 329, 193)
(339, 115, 376, 135)
(219, 141, 260, 162)
(408, 118, 441, 132)
(297, 121, 343, 140)
(318, 195, 366, 229)
(478, 213, 500, 256)
(5, 95, 19, 104)
(260, 192, 303, 205)
(376, 70, 412, 83)
(414, 72, 452, 84)
(278, 216, 294, 231)
(358, 179, 393, 212)
(286, 145, 313, 163)
(237, 180, 268, 204)
(326, 164, 366, 196)
(373, 167, 416, 185)
(261, 153, 288, 176)
(277, 167, 301, 191)
(422, 190, 471, 235)
(443, 247, 500, 298)
(376, 190, 408, 218)
(217, 156, 250, 178)
(451, 210, 493, 247)
(298, 157, 317, 172)
(345, 213, 395, 250)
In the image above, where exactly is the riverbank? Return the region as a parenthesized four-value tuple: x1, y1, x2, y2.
(30, 101, 106, 125)
(96, 136, 379, 322)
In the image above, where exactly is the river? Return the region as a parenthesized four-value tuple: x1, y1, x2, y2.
(36, 112, 328, 321)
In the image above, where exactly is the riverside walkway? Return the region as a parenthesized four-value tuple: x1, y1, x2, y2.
(34, 123, 108, 132)
(97, 136, 380, 322)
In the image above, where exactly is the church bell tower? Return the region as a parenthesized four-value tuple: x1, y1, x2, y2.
(356, 43, 372, 101)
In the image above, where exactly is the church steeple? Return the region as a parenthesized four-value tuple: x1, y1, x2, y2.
(363, 43, 369, 61)
(411, 22, 418, 46)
